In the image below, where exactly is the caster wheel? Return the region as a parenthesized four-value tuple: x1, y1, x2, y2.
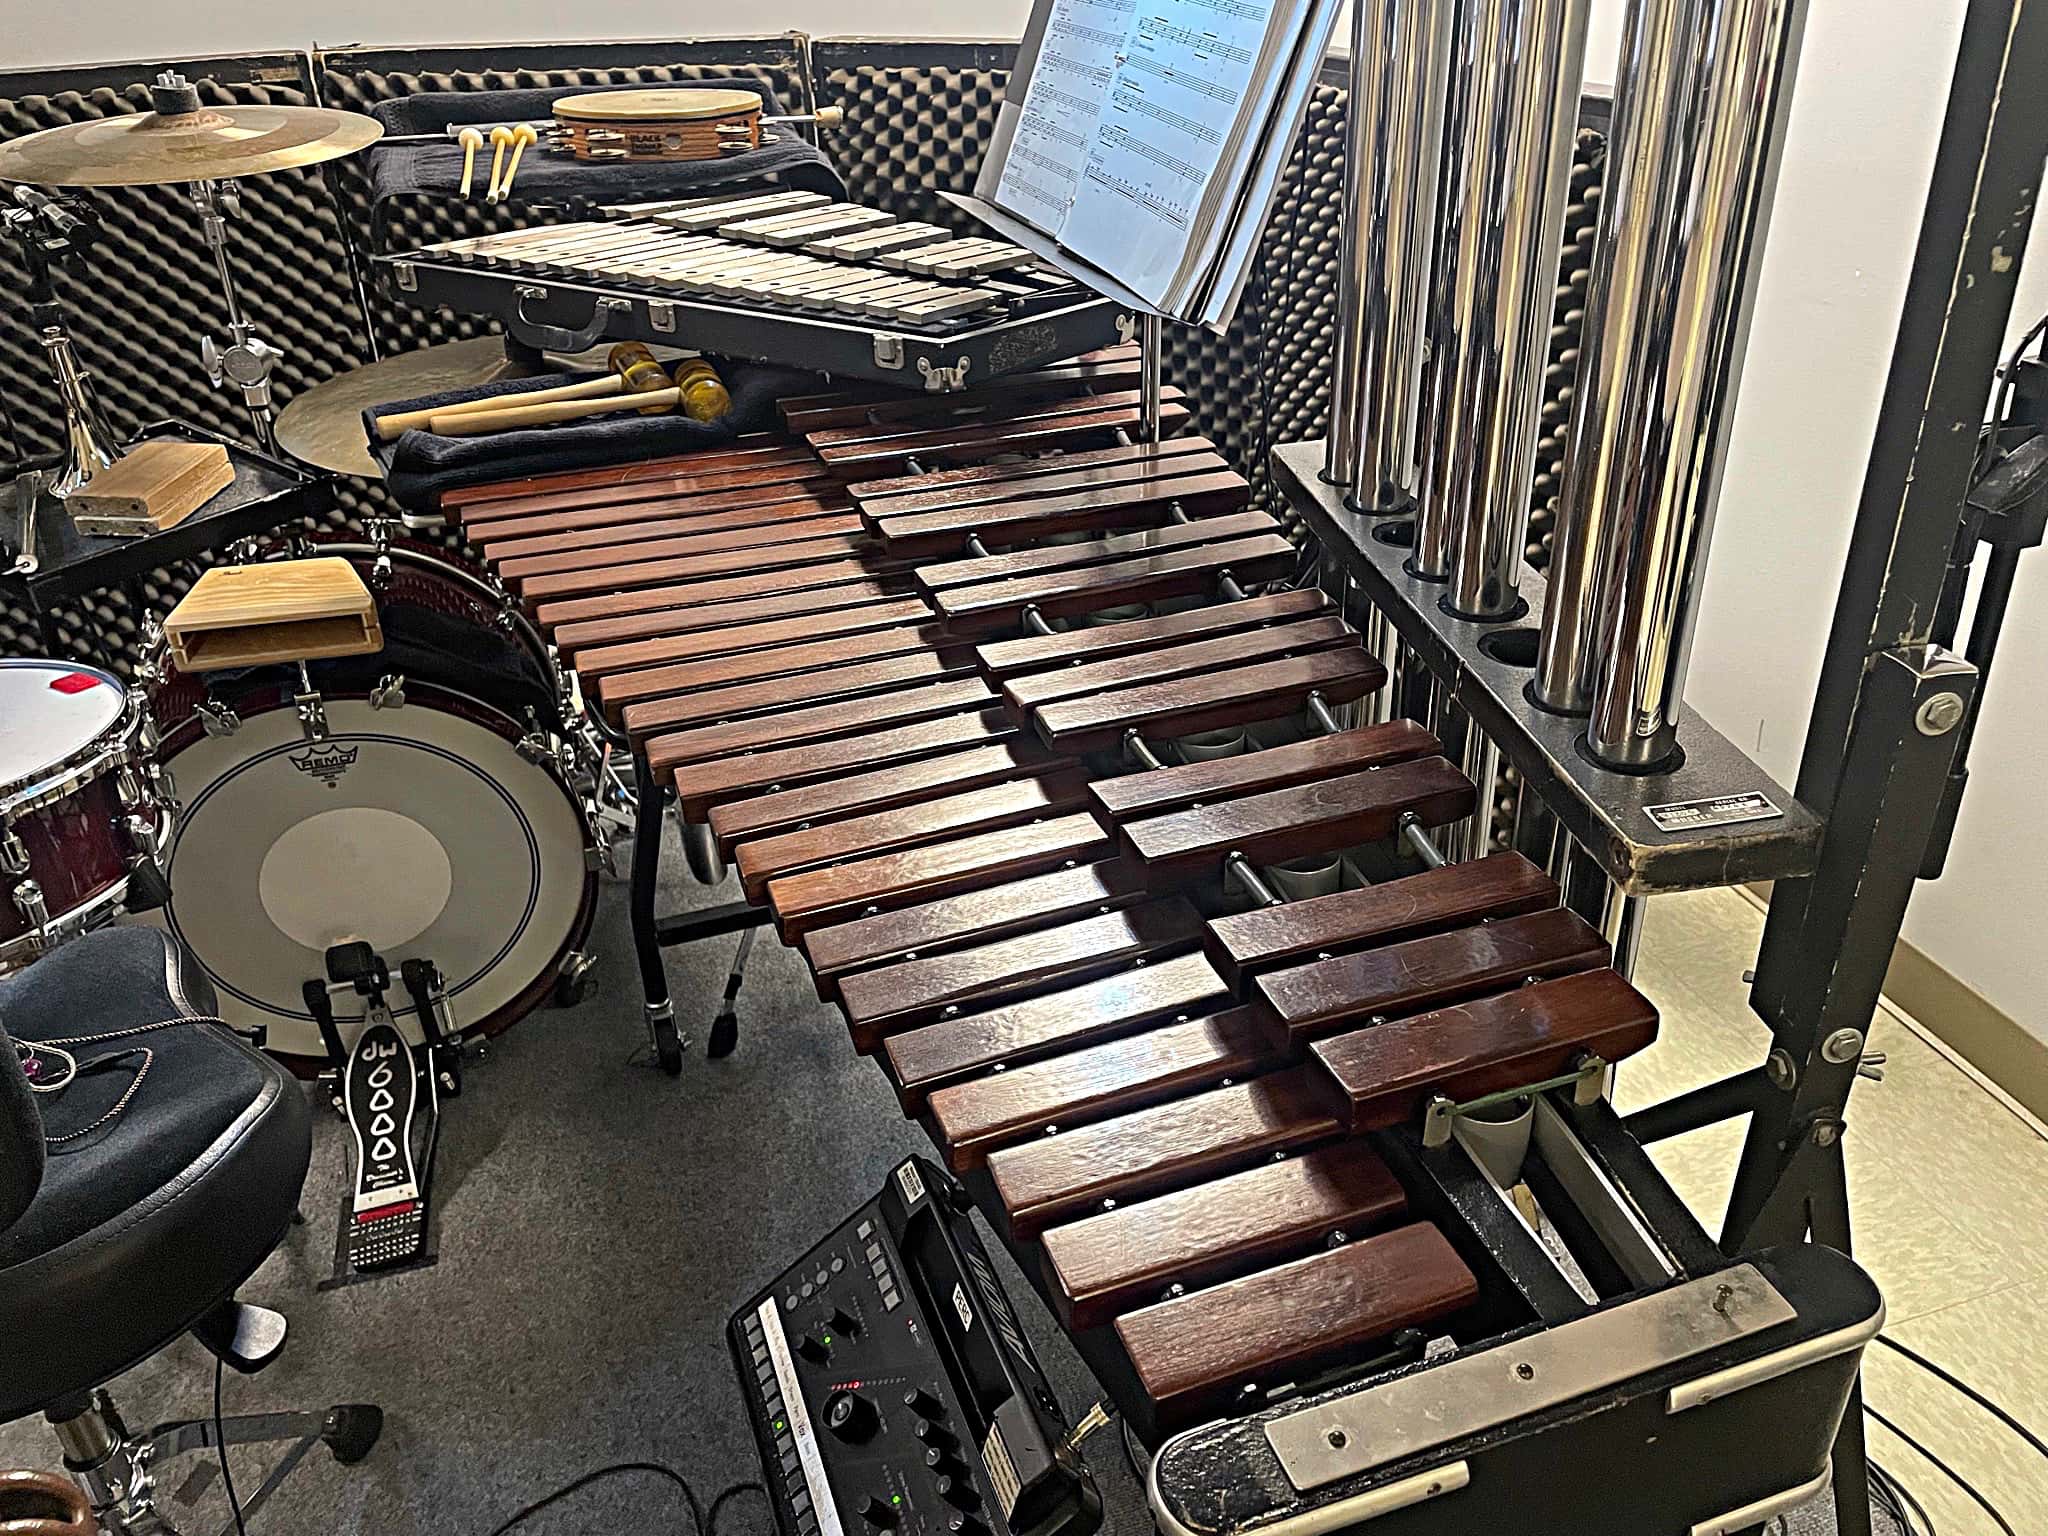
(652, 1014, 684, 1077)
(323, 1404, 384, 1465)
(708, 1011, 738, 1060)
(553, 969, 591, 1009)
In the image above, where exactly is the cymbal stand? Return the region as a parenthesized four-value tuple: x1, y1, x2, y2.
(189, 176, 282, 453)
(2, 188, 121, 496)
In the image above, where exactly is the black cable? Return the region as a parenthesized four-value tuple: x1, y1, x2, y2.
(1871, 1457, 1936, 1536)
(484, 1462, 704, 1536)
(1869, 1405, 2013, 1536)
(708, 1480, 768, 1536)
(214, 1357, 249, 1536)
(1876, 1335, 2048, 1464)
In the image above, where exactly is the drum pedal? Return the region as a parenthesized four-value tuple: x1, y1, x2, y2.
(310, 942, 446, 1287)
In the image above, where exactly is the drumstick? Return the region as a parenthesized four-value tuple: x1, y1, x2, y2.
(493, 124, 538, 204)
(426, 385, 682, 437)
(485, 126, 514, 201)
(373, 375, 627, 441)
(457, 126, 485, 197)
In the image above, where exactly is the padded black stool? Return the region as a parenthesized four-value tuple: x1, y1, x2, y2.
(0, 927, 382, 1534)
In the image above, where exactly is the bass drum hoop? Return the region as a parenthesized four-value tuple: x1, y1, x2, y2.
(157, 676, 597, 1076)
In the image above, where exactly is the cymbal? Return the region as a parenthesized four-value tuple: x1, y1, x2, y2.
(276, 339, 551, 479)
(0, 103, 383, 188)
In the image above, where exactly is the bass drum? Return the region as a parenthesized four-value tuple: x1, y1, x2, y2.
(139, 541, 596, 1068)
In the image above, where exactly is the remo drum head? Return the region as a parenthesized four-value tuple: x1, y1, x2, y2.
(139, 690, 593, 1063)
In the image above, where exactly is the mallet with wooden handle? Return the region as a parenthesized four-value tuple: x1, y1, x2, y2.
(373, 374, 627, 441)
(492, 124, 538, 203)
(457, 126, 485, 196)
(484, 125, 514, 201)
(426, 385, 683, 437)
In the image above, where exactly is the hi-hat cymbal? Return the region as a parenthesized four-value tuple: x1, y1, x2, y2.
(275, 339, 555, 479)
(0, 103, 383, 188)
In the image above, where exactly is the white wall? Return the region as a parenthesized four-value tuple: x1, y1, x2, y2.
(1648, 0, 2048, 1040)
(5, 5, 1031, 72)
(13, 1, 2045, 1035)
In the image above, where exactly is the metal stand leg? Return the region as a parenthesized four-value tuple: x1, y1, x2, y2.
(1139, 313, 1164, 443)
(629, 748, 683, 1076)
(707, 924, 759, 1060)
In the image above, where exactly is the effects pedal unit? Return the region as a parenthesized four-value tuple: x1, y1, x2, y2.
(729, 1159, 1101, 1536)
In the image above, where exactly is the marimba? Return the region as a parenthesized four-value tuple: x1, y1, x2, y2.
(437, 349, 1800, 1453)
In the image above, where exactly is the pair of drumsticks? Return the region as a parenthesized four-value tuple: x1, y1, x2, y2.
(457, 125, 535, 202)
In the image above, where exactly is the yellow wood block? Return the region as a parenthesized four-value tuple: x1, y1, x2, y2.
(164, 557, 382, 672)
(69, 440, 234, 535)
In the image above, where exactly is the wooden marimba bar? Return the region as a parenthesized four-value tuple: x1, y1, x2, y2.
(443, 349, 1664, 1442)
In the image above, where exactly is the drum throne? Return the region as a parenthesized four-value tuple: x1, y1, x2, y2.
(0, 927, 382, 1534)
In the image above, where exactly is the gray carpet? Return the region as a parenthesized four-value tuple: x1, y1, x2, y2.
(0, 857, 1894, 1536)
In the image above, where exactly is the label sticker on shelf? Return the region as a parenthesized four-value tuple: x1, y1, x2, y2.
(1643, 792, 1782, 835)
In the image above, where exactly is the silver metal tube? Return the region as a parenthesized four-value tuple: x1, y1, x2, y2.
(1412, 0, 1479, 580)
(1326, 0, 1456, 508)
(1570, 0, 1811, 767)
(1139, 313, 1164, 443)
(1440, 0, 1591, 620)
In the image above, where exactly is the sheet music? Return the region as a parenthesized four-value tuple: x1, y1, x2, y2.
(1057, 0, 1285, 306)
(994, 0, 1137, 237)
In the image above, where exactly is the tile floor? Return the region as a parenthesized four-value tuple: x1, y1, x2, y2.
(1626, 887, 2048, 1534)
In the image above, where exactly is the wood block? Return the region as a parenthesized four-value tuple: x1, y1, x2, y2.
(1309, 968, 1661, 1132)
(935, 533, 1296, 633)
(847, 436, 1216, 507)
(883, 951, 1232, 1111)
(1113, 1222, 1478, 1433)
(813, 401, 1192, 475)
(925, 1005, 1271, 1174)
(672, 708, 1019, 822)
(859, 446, 1229, 522)
(1254, 908, 1611, 1052)
(1042, 1140, 1409, 1331)
(68, 439, 233, 534)
(571, 597, 933, 682)
(644, 677, 995, 771)
(1120, 755, 1475, 874)
(1204, 851, 1559, 993)
(1004, 617, 1358, 715)
(876, 472, 1251, 555)
(914, 510, 1278, 591)
(736, 770, 1095, 907)
(489, 507, 858, 573)
(767, 812, 1115, 942)
(164, 558, 380, 672)
(712, 740, 1062, 861)
(838, 897, 1205, 1050)
(1089, 721, 1440, 824)
(802, 859, 1153, 1001)
(1034, 649, 1387, 754)
(986, 1066, 1343, 1241)
(520, 532, 868, 605)
(624, 648, 975, 738)
(973, 589, 1331, 679)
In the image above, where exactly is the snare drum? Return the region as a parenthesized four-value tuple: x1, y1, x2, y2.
(0, 660, 171, 969)
(138, 541, 599, 1067)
